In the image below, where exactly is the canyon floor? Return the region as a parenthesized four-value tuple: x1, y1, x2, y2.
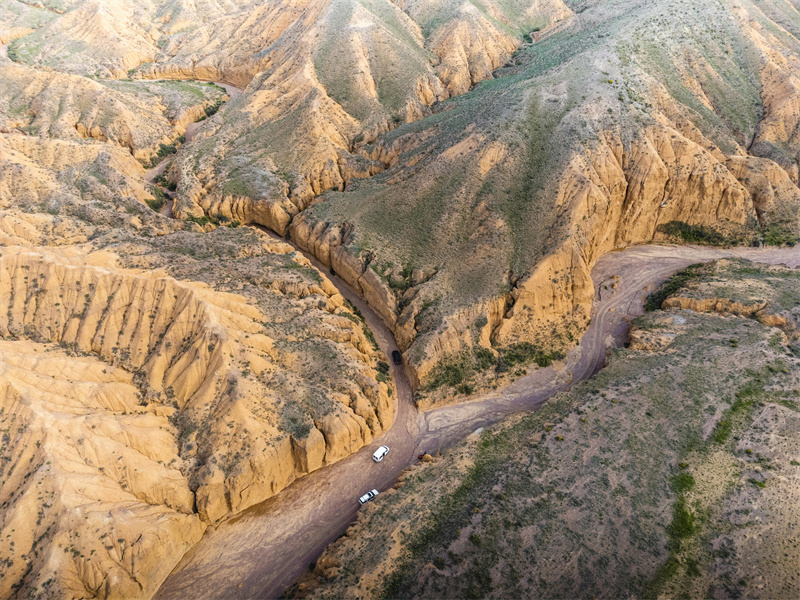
(156, 240, 800, 599)
(4, 0, 800, 597)
(292, 251, 800, 600)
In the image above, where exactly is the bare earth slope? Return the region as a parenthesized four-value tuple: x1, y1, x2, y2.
(0, 18, 397, 592)
(0, 229, 395, 598)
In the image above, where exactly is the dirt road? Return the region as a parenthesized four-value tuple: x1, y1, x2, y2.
(155, 230, 420, 599)
(156, 242, 800, 600)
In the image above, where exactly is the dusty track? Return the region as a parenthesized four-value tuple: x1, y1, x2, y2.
(155, 240, 800, 599)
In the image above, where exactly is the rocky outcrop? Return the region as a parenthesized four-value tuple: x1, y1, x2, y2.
(725, 155, 800, 224)
(657, 259, 799, 334)
(662, 296, 768, 318)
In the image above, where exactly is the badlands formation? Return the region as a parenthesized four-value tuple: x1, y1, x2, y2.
(1, 0, 800, 597)
(297, 259, 800, 599)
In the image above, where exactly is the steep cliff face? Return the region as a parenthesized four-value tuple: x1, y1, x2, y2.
(0, 234, 395, 597)
(745, 17, 800, 183)
(3, 6, 414, 593)
(284, 0, 800, 401)
(493, 120, 756, 348)
(287, 114, 766, 389)
(3, 0, 800, 590)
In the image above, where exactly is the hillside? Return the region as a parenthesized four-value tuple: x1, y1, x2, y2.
(0, 230, 397, 597)
(0, 1, 402, 593)
(292, 0, 800, 401)
(2, 0, 800, 597)
(7, 0, 800, 402)
(295, 258, 800, 599)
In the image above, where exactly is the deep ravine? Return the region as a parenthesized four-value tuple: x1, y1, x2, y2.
(154, 240, 800, 600)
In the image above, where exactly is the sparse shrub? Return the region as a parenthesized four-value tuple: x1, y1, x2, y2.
(644, 263, 704, 311)
(145, 188, 166, 212)
(762, 221, 798, 246)
(667, 497, 695, 544)
(426, 355, 472, 390)
(672, 472, 695, 493)
(474, 347, 495, 370)
(154, 174, 178, 192)
(204, 99, 224, 117)
(658, 221, 730, 246)
(496, 342, 564, 372)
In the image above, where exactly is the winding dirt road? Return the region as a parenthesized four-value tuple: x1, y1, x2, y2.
(155, 241, 800, 600)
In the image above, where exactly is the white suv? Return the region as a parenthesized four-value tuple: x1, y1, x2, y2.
(359, 489, 379, 505)
(372, 445, 390, 462)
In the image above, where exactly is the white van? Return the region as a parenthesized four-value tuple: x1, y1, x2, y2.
(359, 489, 379, 505)
(372, 445, 390, 462)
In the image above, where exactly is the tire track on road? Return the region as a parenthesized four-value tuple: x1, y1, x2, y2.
(157, 241, 800, 600)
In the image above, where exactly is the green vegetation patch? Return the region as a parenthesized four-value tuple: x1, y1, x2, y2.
(423, 343, 565, 395)
(657, 221, 733, 246)
(645, 263, 705, 311)
(145, 188, 166, 212)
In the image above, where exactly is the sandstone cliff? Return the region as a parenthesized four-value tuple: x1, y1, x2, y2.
(658, 258, 800, 336)
(157, 0, 571, 231)
(0, 233, 396, 597)
(4, 0, 800, 593)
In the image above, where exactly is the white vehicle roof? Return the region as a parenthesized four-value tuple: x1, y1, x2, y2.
(359, 489, 379, 503)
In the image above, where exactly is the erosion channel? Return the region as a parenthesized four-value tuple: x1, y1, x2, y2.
(155, 237, 800, 600)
